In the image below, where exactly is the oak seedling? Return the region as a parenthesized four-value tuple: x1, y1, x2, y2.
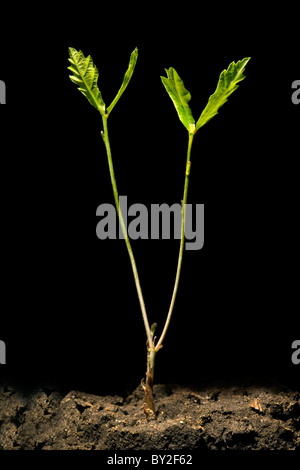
(68, 47, 250, 419)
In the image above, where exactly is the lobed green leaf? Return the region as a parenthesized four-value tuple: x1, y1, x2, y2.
(161, 68, 195, 134)
(68, 47, 105, 114)
(107, 48, 138, 115)
(195, 57, 250, 131)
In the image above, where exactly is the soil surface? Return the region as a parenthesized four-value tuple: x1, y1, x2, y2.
(0, 381, 300, 450)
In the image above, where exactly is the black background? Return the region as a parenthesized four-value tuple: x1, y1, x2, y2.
(0, 5, 299, 397)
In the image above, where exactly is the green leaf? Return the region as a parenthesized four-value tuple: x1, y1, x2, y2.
(161, 68, 195, 133)
(195, 57, 250, 131)
(107, 48, 138, 115)
(68, 47, 105, 114)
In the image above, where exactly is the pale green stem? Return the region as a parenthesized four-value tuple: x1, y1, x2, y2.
(101, 114, 153, 349)
(155, 132, 195, 351)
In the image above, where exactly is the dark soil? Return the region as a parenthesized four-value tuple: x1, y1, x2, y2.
(0, 381, 300, 450)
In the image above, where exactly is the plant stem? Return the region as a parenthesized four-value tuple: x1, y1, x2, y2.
(155, 132, 195, 351)
(101, 114, 153, 349)
(143, 347, 157, 419)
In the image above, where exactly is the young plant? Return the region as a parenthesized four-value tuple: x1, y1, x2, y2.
(68, 48, 250, 419)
